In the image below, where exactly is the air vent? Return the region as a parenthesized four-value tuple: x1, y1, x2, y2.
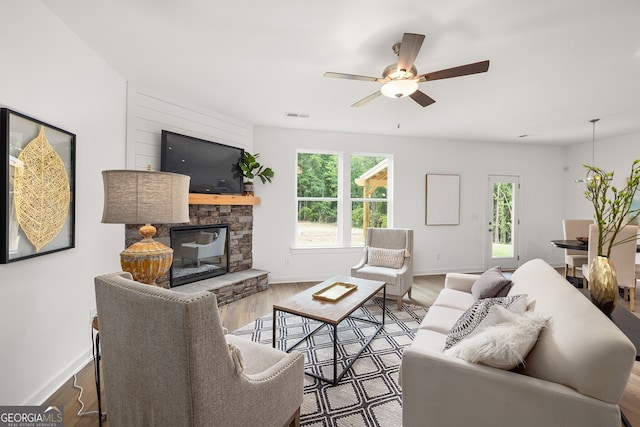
(285, 112, 310, 119)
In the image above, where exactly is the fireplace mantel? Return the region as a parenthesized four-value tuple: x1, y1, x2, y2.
(188, 194, 260, 206)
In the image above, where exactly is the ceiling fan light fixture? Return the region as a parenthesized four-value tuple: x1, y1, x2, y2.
(381, 79, 419, 99)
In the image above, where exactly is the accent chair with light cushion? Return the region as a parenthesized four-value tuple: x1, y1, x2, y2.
(400, 259, 635, 427)
(95, 272, 304, 427)
(351, 228, 413, 309)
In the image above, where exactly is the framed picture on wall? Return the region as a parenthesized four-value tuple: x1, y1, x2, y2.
(425, 174, 460, 225)
(0, 108, 75, 263)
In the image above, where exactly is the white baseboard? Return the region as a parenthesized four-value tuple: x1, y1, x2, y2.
(27, 347, 93, 405)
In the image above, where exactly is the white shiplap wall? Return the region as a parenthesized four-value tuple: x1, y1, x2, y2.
(126, 84, 253, 170)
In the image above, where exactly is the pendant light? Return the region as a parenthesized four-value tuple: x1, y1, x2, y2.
(575, 118, 601, 183)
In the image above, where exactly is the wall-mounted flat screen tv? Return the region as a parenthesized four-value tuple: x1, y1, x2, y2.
(161, 130, 244, 194)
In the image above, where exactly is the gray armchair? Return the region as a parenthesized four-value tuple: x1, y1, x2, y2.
(94, 272, 304, 427)
(351, 228, 414, 309)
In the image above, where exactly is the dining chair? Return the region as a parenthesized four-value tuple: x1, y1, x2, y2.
(633, 254, 640, 312)
(582, 224, 638, 313)
(562, 219, 593, 278)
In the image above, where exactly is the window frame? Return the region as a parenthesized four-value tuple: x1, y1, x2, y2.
(294, 149, 392, 249)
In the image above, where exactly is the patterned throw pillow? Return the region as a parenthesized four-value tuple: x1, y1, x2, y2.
(367, 247, 407, 269)
(444, 294, 528, 350)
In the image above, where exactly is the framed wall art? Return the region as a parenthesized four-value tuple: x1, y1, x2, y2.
(1, 108, 75, 263)
(425, 174, 460, 225)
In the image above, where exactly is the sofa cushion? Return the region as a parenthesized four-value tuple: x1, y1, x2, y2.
(367, 247, 406, 269)
(471, 266, 513, 300)
(445, 306, 548, 369)
(419, 305, 467, 334)
(432, 288, 476, 311)
(444, 295, 528, 350)
(408, 328, 449, 354)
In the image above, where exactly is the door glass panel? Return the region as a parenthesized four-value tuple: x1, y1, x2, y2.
(492, 181, 514, 258)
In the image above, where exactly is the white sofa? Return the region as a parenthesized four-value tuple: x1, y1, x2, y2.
(400, 259, 636, 427)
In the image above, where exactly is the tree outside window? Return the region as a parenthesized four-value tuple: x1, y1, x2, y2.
(296, 151, 390, 247)
(492, 182, 514, 257)
(296, 152, 339, 246)
(350, 156, 388, 245)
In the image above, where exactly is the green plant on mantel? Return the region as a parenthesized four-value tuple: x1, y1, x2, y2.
(239, 152, 274, 184)
(583, 159, 640, 257)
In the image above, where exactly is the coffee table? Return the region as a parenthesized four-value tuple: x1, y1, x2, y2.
(272, 275, 386, 385)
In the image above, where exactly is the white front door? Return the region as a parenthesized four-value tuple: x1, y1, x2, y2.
(485, 175, 519, 270)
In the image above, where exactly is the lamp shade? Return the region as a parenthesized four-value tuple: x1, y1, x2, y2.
(101, 170, 190, 225)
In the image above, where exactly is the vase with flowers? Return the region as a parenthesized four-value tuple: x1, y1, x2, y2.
(583, 159, 640, 315)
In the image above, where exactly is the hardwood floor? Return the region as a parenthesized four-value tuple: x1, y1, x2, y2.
(44, 273, 640, 427)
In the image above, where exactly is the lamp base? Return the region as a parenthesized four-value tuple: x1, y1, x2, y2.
(120, 224, 173, 286)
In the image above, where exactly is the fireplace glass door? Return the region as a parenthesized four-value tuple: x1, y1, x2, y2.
(170, 224, 229, 287)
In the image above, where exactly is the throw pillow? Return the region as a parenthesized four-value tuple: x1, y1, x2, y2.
(471, 266, 513, 300)
(444, 294, 528, 350)
(444, 306, 548, 370)
(195, 231, 216, 245)
(367, 247, 407, 269)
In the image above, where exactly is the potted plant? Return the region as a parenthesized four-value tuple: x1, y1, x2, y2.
(238, 151, 274, 196)
(583, 159, 640, 314)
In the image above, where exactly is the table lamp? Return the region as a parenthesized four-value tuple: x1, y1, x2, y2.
(101, 170, 190, 285)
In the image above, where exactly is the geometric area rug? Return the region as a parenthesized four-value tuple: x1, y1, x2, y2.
(233, 298, 427, 427)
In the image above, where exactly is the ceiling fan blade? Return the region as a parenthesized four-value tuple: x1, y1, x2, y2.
(410, 90, 436, 107)
(397, 33, 425, 73)
(351, 91, 382, 107)
(324, 72, 382, 82)
(417, 60, 490, 82)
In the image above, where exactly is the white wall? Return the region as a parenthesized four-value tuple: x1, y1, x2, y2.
(0, 2, 126, 404)
(125, 85, 253, 170)
(563, 131, 640, 220)
(253, 127, 567, 282)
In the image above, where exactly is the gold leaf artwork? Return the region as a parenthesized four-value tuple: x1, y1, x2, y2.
(13, 126, 70, 252)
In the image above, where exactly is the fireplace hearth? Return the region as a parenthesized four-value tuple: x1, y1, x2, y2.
(170, 224, 229, 287)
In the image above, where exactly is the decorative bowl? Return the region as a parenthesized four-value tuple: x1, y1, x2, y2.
(576, 236, 589, 244)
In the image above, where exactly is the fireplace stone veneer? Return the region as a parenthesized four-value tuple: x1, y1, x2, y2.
(125, 202, 268, 304)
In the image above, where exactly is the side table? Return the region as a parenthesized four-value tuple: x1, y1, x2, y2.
(92, 315, 104, 427)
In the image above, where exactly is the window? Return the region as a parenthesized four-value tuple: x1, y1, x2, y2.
(296, 151, 390, 247)
(350, 155, 388, 245)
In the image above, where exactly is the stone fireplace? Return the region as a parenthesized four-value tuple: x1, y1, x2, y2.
(125, 199, 268, 305)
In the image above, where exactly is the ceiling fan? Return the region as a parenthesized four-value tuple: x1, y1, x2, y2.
(324, 33, 489, 108)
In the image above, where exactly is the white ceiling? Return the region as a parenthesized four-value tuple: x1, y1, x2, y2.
(42, 0, 640, 145)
